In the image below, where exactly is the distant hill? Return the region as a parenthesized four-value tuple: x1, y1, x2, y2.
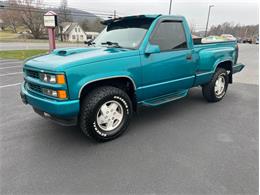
(68, 7, 101, 23)
(0, 0, 102, 23)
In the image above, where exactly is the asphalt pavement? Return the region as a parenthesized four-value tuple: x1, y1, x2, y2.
(0, 44, 258, 194)
(0, 42, 83, 51)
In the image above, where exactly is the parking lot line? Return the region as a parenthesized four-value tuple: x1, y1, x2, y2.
(0, 72, 23, 77)
(0, 65, 22, 70)
(0, 59, 20, 63)
(0, 61, 22, 65)
(0, 83, 21, 89)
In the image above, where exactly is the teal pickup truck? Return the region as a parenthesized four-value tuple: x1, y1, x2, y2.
(20, 15, 245, 141)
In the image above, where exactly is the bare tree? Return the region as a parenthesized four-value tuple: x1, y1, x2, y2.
(208, 22, 259, 39)
(17, 0, 45, 39)
(58, 0, 72, 41)
(80, 19, 90, 31)
(189, 23, 196, 34)
(59, 0, 72, 23)
(90, 18, 105, 32)
(0, 0, 21, 33)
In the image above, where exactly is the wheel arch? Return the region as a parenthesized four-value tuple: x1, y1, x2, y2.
(78, 76, 137, 110)
(214, 60, 233, 83)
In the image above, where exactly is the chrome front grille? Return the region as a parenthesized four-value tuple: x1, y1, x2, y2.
(28, 83, 42, 93)
(26, 69, 39, 79)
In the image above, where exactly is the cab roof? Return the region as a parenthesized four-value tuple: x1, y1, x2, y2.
(101, 14, 185, 25)
(101, 15, 160, 25)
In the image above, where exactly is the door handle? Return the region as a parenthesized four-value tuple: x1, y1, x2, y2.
(186, 54, 192, 60)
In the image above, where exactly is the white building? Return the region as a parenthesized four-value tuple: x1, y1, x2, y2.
(0, 19, 4, 31)
(85, 31, 99, 41)
(59, 22, 87, 42)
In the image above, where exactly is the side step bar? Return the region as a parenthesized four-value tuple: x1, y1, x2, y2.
(140, 90, 188, 106)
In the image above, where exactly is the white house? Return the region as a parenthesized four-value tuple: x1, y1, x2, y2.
(85, 31, 99, 41)
(59, 22, 87, 42)
(0, 19, 4, 31)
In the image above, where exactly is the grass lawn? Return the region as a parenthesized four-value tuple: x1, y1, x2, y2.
(0, 31, 20, 40)
(0, 50, 48, 60)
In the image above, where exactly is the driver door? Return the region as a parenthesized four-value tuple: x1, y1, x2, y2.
(139, 20, 196, 100)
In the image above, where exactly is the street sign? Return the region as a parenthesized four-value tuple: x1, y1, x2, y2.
(44, 11, 57, 28)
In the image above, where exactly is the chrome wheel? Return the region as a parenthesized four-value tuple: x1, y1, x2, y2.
(214, 74, 226, 97)
(96, 100, 124, 131)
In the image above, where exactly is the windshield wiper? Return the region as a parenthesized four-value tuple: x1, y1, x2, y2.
(101, 41, 122, 48)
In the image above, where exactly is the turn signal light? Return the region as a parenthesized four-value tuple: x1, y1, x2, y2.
(56, 75, 66, 84)
(57, 90, 67, 99)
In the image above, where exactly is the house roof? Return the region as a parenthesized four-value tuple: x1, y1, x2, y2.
(60, 22, 71, 29)
(65, 23, 78, 34)
(60, 22, 81, 34)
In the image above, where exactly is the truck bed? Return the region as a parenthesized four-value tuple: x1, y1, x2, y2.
(193, 40, 237, 49)
(192, 40, 238, 86)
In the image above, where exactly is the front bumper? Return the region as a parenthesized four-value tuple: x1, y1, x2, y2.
(20, 82, 80, 119)
(233, 63, 245, 74)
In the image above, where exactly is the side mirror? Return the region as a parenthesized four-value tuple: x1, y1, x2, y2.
(145, 44, 160, 55)
(84, 39, 93, 46)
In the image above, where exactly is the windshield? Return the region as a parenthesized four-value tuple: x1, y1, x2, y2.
(94, 18, 154, 49)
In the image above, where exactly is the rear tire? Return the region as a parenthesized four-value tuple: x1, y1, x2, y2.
(79, 86, 133, 142)
(202, 68, 229, 102)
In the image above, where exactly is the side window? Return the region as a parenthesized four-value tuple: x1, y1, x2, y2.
(150, 21, 187, 51)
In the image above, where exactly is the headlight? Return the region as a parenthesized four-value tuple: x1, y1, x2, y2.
(42, 88, 67, 99)
(39, 73, 66, 84)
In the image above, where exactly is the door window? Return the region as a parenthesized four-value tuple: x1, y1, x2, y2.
(150, 21, 187, 51)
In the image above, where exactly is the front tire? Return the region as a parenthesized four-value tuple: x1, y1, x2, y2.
(202, 68, 229, 102)
(79, 86, 133, 142)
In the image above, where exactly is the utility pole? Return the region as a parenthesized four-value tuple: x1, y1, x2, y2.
(205, 5, 214, 37)
(60, 26, 63, 42)
(113, 10, 116, 19)
(168, 0, 173, 15)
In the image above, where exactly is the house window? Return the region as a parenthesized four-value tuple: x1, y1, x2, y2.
(75, 28, 77, 32)
(78, 28, 80, 32)
(72, 35, 76, 39)
(80, 35, 83, 40)
(87, 35, 92, 40)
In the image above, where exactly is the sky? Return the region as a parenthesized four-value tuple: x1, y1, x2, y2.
(45, 0, 259, 30)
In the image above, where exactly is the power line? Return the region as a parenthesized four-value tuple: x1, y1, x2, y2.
(0, 6, 115, 18)
(0, 0, 124, 16)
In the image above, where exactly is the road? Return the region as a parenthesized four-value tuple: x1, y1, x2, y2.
(0, 42, 84, 51)
(0, 44, 258, 194)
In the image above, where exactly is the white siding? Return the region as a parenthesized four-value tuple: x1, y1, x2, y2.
(85, 32, 99, 40)
(68, 25, 87, 42)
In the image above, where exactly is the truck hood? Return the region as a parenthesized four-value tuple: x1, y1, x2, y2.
(24, 47, 139, 72)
